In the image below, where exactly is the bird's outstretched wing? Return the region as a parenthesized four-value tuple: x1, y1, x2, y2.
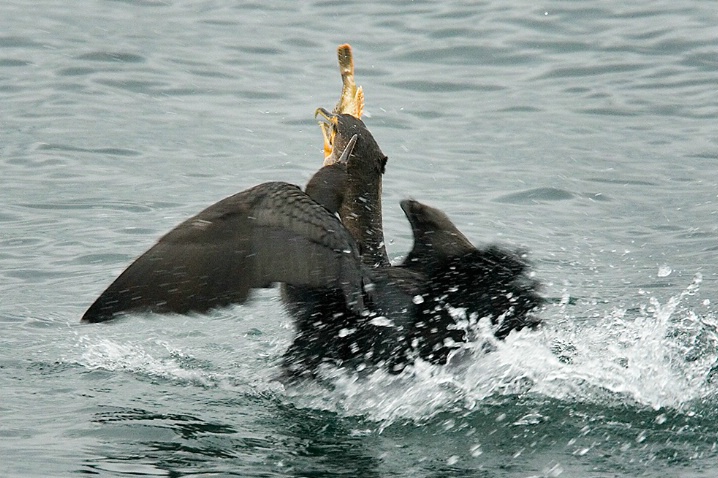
(81, 181, 363, 323)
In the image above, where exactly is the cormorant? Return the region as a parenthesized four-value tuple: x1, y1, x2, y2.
(81, 112, 542, 379)
(284, 110, 542, 375)
(398, 199, 542, 364)
(80, 136, 367, 323)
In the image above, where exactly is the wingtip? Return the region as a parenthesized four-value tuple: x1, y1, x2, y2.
(79, 303, 113, 323)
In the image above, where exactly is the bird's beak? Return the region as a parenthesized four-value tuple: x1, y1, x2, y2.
(315, 107, 339, 164)
(335, 134, 358, 165)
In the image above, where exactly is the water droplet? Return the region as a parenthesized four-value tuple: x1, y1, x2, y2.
(446, 455, 459, 465)
(513, 412, 544, 426)
(657, 265, 672, 277)
(338, 328, 355, 338)
(369, 316, 393, 327)
(412, 295, 425, 304)
(545, 463, 564, 477)
(574, 447, 590, 456)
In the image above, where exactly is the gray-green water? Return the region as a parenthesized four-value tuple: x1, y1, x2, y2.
(2, 1, 718, 476)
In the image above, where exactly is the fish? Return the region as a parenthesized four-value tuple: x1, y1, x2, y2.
(321, 43, 365, 164)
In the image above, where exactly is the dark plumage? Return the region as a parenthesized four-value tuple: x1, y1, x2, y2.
(282, 111, 543, 376)
(316, 108, 389, 268)
(398, 200, 543, 364)
(280, 112, 410, 376)
(81, 111, 543, 380)
(81, 137, 365, 323)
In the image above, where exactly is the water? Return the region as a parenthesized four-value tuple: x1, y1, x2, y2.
(2, 0, 717, 476)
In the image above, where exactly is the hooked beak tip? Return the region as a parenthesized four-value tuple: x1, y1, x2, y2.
(314, 107, 335, 121)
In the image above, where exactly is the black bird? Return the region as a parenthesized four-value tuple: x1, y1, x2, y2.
(398, 199, 543, 364)
(81, 135, 366, 323)
(81, 111, 542, 379)
(80, 131, 415, 378)
(281, 110, 413, 376)
(283, 110, 543, 374)
(315, 108, 390, 268)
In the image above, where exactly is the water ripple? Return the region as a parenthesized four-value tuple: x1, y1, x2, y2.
(37, 143, 142, 156)
(75, 51, 146, 63)
(495, 188, 576, 204)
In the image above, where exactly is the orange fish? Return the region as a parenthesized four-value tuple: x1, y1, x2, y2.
(318, 44, 364, 164)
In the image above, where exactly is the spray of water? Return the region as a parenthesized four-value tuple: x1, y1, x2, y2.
(288, 273, 718, 423)
(73, 274, 718, 425)
(76, 336, 220, 387)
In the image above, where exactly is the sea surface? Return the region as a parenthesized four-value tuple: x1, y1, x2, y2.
(2, 1, 718, 476)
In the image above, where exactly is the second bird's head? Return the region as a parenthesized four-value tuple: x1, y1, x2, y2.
(315, 108, 387, 176)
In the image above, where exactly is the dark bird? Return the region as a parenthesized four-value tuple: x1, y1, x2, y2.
(398, 199, 543, 364)
(81, 111, 542, 380)
(80, 135, 366, 323)
(281, 109, 409, 376)
(283, 110, 543, 375)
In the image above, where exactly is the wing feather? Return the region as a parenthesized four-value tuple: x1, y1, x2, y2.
(81, 182, 363, 322)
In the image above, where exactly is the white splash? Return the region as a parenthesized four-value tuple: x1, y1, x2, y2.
(290, 273, 718, 423)
(76, 337, 219, 386)
(70, 275, 718, 426)
(527, 273, 718, 410)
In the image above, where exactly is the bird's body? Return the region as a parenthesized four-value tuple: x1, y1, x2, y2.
(280, 112, 542, 377)
(81, 112, 543, 380)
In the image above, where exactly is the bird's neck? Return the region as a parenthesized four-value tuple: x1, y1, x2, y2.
(340, 175, 390, 268)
